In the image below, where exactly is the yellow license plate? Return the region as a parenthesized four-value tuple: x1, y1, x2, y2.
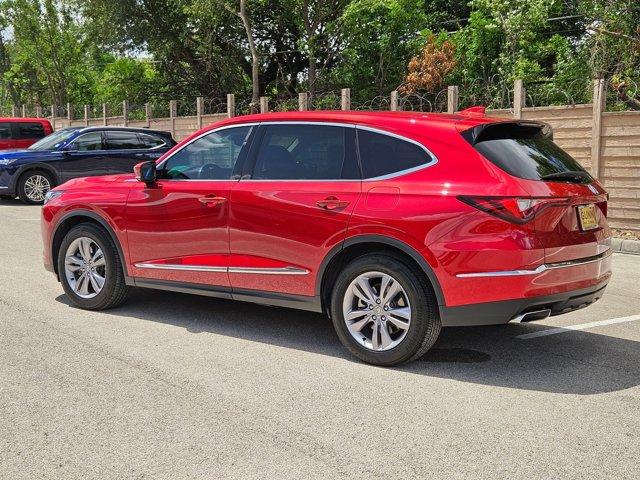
(577, 204, 598, 231)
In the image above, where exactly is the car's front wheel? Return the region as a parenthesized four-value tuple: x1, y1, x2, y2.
(58, 223, 129, 310)
(330, 253, 441, 366)
(18, 170, 53, 204)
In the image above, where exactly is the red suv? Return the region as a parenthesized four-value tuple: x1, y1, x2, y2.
(0, 117, 53, 150)
(41, 111, 612, 365)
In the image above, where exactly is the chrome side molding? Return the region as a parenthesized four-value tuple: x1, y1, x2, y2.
(134, 263, 309, 275)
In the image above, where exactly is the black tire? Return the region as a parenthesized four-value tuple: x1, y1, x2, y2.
(17, 170, 54, 204)
(330, 253, 441, 366)
(57, 223, 129, 310)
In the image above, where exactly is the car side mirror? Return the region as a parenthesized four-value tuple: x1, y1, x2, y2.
(62, 143, 77, 153)
(134, 161, 157, 185)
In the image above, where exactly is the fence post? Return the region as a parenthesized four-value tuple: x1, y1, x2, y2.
(11, 105, 17, 117)
(513, 79, 525, 119)
(145, 103, 151, 128)
(196, 97, 204, 129)
(21, 105, 26, 117)
(341, 88, 351, 110)
(590, 78, 606, 180)
(67, 103, 73, 124)
(298, 92, 309, 111)
(390, 91, 399, 111)
(84, 105, 89, 126)
(447, 86, 459, 114)
(169, 100, 177, 138)
(122, 100, 129, 126)
(260, 96, 269, 113)
(51, 104, 56, 130)
(35, 105, 42, 118)
(227, 94, 235, 118)
(102, 103, 107, 126)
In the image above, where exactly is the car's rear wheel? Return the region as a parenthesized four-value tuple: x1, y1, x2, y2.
(18, 170, 53, 204)
(58, 223, 129, 310)
(330, 253, 441, 366)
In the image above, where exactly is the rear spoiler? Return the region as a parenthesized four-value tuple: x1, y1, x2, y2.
(460, 121, 553, 145)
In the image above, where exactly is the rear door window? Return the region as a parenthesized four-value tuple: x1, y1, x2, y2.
(138, 133, 166, 149)
(104, 131, 144, 150)
(357, 129, 433, 179)
(252, 124, 358, 180)
(469, 123, 591, 183)
(73, 132, 103, 151)
(0, 123, 11, 139)
(16, 122, 46, 139)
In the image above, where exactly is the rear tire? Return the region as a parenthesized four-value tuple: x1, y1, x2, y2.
(57, 223, 129, 310)
(330, 253, 441, 366)
(18, 170, 53, 204)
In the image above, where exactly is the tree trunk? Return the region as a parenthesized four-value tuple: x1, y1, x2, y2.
(238, 0, 260, 112)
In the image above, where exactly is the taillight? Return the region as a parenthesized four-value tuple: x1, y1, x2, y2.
(458, 196, 570, 224)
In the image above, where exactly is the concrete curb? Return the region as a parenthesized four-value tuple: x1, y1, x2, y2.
(612, 237, 640, 255)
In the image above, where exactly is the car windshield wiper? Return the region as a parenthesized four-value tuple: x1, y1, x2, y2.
(540, 171, 591, 183)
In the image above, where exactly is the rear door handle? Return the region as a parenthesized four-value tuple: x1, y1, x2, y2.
(316, 196, 350, 210)
(199, 195, 227, 207)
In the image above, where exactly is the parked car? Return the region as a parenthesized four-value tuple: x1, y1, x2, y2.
(41, 111, 612, 366)
(0, 117, 53, 150)
(0, 126, 175, 204)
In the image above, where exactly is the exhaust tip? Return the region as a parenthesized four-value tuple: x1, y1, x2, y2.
(511, 309, 552, 323)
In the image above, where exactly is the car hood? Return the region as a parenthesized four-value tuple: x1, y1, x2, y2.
(55, 173, 135, 191)
(0, 149, 59, 163)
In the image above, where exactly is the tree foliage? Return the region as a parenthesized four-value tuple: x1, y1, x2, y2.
(0, 0, 638, 111)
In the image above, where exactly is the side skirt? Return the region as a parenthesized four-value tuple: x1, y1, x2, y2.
(133, 278, 322, 313)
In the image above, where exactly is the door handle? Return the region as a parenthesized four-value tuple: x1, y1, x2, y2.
(199, 195, 227, 207)
(316, 196, 350, 210)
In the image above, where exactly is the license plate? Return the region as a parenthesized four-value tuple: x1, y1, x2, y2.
(577, 204, 598, 231)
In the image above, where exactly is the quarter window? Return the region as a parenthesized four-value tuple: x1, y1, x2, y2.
(357, 129, 432, 179)
(16, 123, 46, 139)
(138, 133, 166, 149)
(104, 131, 144, 150)
(161, 126, 251, 180)
(252, 124, 357, 180)
(73, 132, 103, 151)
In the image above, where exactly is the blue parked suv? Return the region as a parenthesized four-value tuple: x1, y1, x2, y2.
(0, 126, 175, 204)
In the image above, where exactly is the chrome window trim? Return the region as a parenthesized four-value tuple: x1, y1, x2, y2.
(134, 262, 309, 275)
(455, 249, 611, 278)
(355, 125, 438, 181)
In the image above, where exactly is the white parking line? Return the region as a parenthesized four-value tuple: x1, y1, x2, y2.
(517, 314, 640, 339)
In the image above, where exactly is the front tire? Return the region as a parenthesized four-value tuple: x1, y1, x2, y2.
(18, 170, 53, 204)
(57, 223, 129, 310)
(330, 253, 441, 366)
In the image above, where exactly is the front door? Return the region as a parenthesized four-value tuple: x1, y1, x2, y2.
(60, 131, 107, 182)
(126, 125, 254, 288)
(228, 123, 362, 298)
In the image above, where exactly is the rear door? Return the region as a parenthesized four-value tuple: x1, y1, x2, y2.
(228, 122, 361, 298)
(12, 122, 47, 149)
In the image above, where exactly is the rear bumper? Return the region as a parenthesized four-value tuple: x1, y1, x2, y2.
(441, 281, 609, 326)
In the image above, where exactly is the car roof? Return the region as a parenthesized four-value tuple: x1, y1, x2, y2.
(202, 110, 507, 137)
(74, 126, 172, 136)
(0, 117, 52, 123)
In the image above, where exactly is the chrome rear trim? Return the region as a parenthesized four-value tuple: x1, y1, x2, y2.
(456, 249, 611, 278)
(511, 309, 551, 323)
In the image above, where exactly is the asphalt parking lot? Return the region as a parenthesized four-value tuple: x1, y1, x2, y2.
(1, 198, 639, 479)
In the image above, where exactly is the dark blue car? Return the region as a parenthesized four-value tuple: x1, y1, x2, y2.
(0, 126, 175, 204)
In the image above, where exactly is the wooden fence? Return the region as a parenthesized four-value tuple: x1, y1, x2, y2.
(10, 81, 640, 230)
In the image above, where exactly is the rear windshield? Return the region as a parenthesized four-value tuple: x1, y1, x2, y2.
(469, 123, 592, 183)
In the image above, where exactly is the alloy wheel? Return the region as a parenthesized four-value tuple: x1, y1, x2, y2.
(342, 271, 412, 351)
(23, 174, 51, 202)
(64, 237, 106, 299)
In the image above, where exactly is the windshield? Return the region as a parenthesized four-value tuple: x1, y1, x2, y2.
(28, 128, 81, 151)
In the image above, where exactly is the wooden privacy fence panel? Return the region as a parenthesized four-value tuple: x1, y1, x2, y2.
(18, 81, 640, 230)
